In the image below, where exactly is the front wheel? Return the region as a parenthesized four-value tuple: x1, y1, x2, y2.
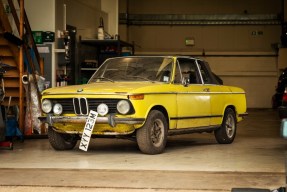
(48, 127, 78, 150)
(214, 108, 237, 144)
(136, 110, 168, 155)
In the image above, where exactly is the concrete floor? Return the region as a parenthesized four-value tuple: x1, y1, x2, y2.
(0, 109, 286, 191)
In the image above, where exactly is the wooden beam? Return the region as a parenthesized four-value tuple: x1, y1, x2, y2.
(0, 2, 12, 32)
(19, 0, 24, 133)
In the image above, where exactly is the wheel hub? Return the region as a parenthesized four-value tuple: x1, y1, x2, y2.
(151, 119, 164, 147)
(225, 114, 235, 138)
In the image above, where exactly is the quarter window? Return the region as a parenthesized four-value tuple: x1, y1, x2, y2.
(197, 60, 213, 84)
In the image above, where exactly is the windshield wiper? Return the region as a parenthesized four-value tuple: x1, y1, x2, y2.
(93, 77, 114, 82)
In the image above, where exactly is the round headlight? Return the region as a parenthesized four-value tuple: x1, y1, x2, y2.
(117, 100, 130, 115)
(42, 99, 52, 113)
(97, 103, 109, 116)
(53, 103, 63, 115)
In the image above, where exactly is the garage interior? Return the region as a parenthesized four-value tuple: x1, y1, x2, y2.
(0, 0, 287, 191)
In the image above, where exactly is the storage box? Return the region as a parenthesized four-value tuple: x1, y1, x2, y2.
(32, 31, 55, 44)
(32, 31, 43, 44)
(42, 31, 55, 42)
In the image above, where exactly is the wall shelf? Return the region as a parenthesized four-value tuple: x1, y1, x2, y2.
(54, 48, 65, 53)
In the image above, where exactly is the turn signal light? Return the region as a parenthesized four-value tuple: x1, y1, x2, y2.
(129, 94, 144, 100)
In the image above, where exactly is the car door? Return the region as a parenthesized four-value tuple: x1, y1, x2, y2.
(175, 58, 211, 129)
(196, 60, 224, 127)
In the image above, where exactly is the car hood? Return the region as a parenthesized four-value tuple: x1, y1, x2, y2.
(42, 82, 167, 96)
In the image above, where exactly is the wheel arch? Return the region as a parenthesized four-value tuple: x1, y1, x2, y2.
(149, 105, 170, 128)
(224, 105, 237, 123)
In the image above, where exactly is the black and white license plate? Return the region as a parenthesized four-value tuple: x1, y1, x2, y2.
(79, 110, 98, 151)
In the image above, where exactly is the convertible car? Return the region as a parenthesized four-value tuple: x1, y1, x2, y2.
(39, 56, 247, 154)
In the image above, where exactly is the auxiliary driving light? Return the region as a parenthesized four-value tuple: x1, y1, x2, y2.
(97, 103, 109, 116)
(117, 100, 130, 115)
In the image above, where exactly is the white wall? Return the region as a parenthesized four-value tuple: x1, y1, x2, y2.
(56, 0, 106, 40)
(101, 0, 119, 37)
(25, 0, 55, 31)
(25, 0, 56, 86)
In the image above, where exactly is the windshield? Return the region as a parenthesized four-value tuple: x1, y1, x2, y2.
(88, 57, 173, 83)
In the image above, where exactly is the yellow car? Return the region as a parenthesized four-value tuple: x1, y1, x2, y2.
(39, 56, 247, 154)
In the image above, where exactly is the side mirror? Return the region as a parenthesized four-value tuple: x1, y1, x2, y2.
(182, 77, 190, 87)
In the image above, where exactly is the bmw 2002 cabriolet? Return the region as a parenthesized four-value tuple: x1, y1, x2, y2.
(39, 56, 247, 154)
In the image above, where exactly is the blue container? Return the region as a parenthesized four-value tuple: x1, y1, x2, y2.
(6, 117, 22, 137)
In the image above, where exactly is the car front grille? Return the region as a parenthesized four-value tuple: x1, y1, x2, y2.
(73, 98, 88, 115)
(50, 98, 119, 115)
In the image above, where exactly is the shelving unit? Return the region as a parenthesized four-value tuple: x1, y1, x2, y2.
(78, 36, 134, 84)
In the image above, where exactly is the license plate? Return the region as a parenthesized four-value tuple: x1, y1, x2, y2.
(79, 110, 98, 151)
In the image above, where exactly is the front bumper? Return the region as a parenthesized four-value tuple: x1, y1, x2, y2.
(38, 114, 145, 127)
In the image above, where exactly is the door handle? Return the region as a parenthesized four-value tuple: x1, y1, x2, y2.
(203, 88, 210, 92)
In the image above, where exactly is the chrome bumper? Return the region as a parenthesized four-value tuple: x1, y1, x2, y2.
(38, 114, 145, 127)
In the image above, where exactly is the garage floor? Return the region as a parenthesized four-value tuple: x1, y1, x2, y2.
(0, 109, 286, 192)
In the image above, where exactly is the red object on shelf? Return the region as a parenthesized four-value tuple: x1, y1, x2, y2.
(0, 141, 13, 150)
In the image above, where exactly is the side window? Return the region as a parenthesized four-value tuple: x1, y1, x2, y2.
(175, 58, 201, 84)
(197, 60, 213, 84)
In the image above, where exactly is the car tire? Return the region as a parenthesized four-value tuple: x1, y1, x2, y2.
(136, 110, 168, 155)
(48, 127, 78, 150)
(214, 108, 237, 144)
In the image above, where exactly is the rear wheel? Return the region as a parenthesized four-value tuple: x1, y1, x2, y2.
(136, 110, 168, 154)
(48, 127, 78, 150)
(215, 108, 237, 144)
